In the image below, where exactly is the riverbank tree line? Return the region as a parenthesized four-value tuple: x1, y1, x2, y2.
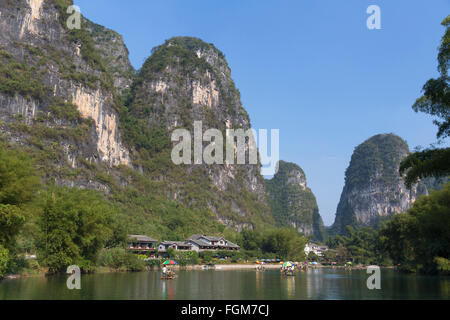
(1, 138, 449, 277)
(0, 140, 308, 276)
(325, 183, 450, 275)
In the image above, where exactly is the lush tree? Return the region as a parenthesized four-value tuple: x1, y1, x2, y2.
(98, 247, 145, 271)
(240, 229, 262, 251)
(0, 245, 8, 278)
(239, 228, 308, 260)
(322, 249, 337, 263)
(261, 228, 307, 260)
(0, 143, 40, 206)
(307, 251, 319, 262)
(378, 213, 417, 271)
(166, 247, 176, 259)
(326, 226, 389, 265)
(0, 205, 25, 253)
(37, 187, 117, 273)
(400, 16, 450, 186)
(0, 142, 40, 273)
(380, 182, 450, 274)
(199, 251, 213, 263)
(412, 16, 450, 140)
(334, 244, 349, 264)
(434, 257, 450, 274)
(175, 251, 199, 266)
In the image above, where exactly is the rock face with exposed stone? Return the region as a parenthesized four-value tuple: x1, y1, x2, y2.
(331, 134, 427, 235)
(0, 0, 130, 169)
(126, 36, 272, 229)
(265, 161, 326, 240)
(0, 0, 273, 230)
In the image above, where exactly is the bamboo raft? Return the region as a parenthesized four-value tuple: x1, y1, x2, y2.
(161, 271, 177, 280)
(283, 270, 296, 276)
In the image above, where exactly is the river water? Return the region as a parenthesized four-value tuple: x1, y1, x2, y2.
(0, 268, 448, 300)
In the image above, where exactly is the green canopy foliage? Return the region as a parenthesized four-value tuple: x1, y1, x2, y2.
(0, 142, 40, 257)
(327, 226, 389, 265)
(400, 16, 450, 186)
(265, 161, 326, 241)
(240, 227, 307, 261)
(37, 187, 118, 273)
(379, 182, 450, 274)
(0, 245, 8, 278)
(345, 134, 408, 189)
(400, 148, 450, 188)
(412, 16, 450, 140)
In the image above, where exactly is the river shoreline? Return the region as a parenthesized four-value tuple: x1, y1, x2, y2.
(2, 268, 447, 300)
(2, 264, 397, 280)
(179, 264, 395, 270)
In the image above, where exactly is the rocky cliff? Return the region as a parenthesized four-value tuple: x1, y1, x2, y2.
(331, 134, 427, 235)
(123, 36, 271, 230)
(0, 0, 130, 171)
(265, 161, 326, 240)
(83, 17, 134, 93)
(0, 0, 272, 233)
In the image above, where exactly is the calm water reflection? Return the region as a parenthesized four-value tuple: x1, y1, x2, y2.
(0, 268, 448, 300)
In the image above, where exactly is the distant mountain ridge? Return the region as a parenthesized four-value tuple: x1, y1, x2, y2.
(331, 134, 427, 235)
(265, 161, 326, 241)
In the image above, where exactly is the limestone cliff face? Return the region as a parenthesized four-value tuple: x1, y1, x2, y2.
(331, 134, 426, 235)
(83, 18, 134, 93)
(70, 86, 129, 166)
(127, 37, 271, 228)
(0, 1, 272, 231)
(0, 0, 130, 168)
(265, 161, 326, 240)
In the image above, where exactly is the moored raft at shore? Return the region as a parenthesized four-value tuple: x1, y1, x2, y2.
(161, 272, 177, 280)
(283, 270, 296, 276)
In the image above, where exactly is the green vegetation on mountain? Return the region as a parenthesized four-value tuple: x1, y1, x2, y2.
(332, 134, 423, 235)
(117, 36, 272, 228)
(0, 48, 48, 101)
(0, 0, 270, 252)
(54, 0, 106, 74)
(265, 161, 325, 241)
(3, 1, 447, 279)
(0, 28, 260, 275)
(345, 134, 408, 189)
(0, 140, 236, 275)
(138, 37, 218, 79)
(82, 17, 135, 87)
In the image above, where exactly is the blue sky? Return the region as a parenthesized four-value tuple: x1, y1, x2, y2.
(75, 0, 449, 226)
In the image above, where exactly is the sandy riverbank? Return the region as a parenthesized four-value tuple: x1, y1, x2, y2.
(200, 264, 282, 270)
(177, 264, 299, 270)
(175, 264, 395, 270)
